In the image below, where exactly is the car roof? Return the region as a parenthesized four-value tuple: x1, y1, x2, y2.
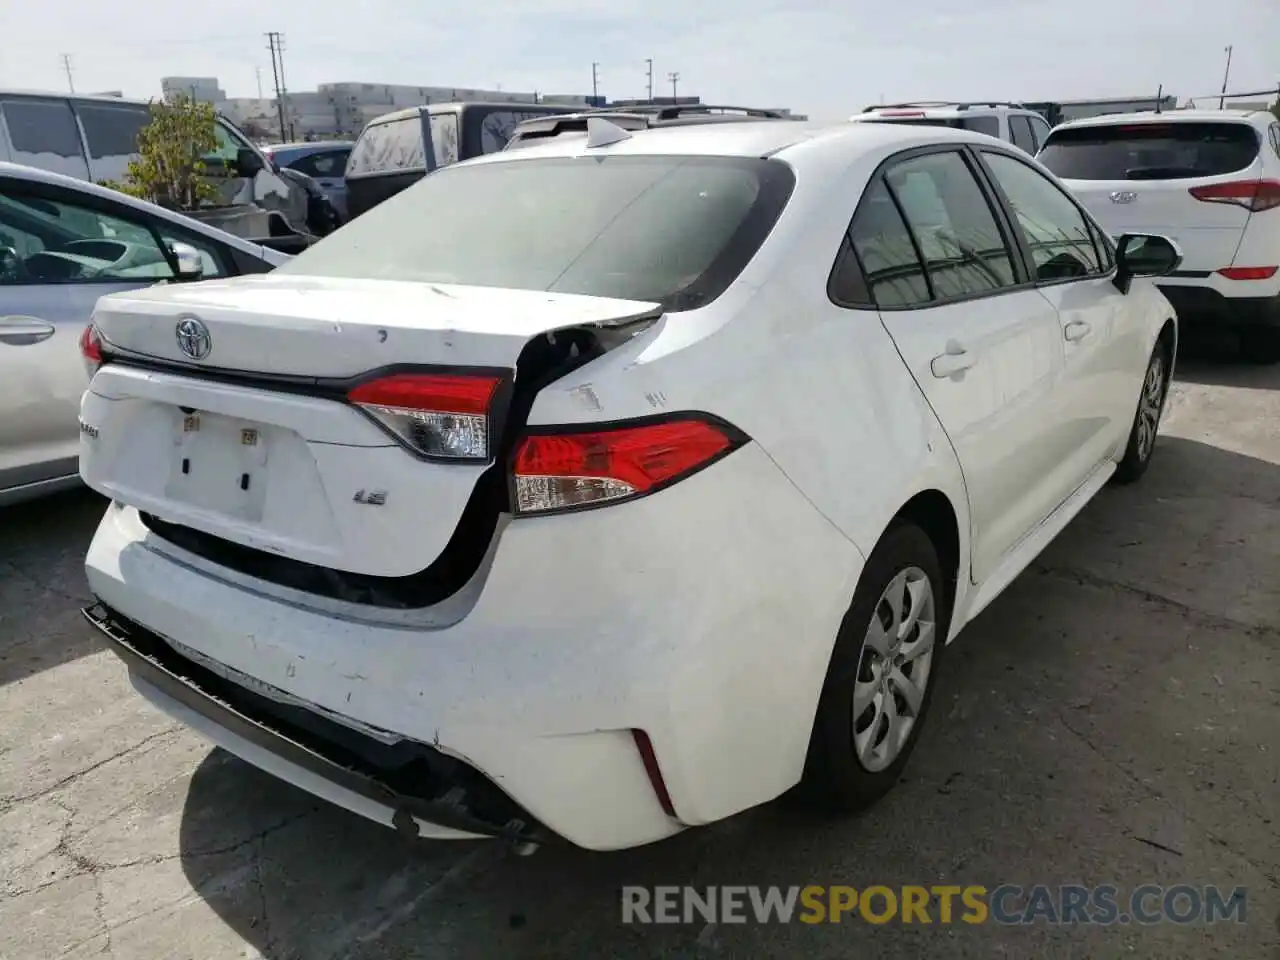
(0, 160, 270, 253)
(266, 141, 352, 153)
(1054, 109, 1268, 132)
(0, 88, 150, 107)
(367, 101, 581, 126)
(470, 117, 1000, 166)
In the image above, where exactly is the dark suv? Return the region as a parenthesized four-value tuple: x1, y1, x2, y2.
(503, 104, 799, 151)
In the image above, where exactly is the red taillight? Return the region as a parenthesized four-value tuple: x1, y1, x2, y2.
(79, 322, 104, 375)
(1217, 265, 1279, 280)
(632, 730, 677, 818)
(347, 372, 503, 461)
(1189, 179, 1280, 212)
(510, 415, 744, 515)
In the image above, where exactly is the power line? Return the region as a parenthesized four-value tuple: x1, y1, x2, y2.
(667, 71, 680, 100)
(60, 54, 75, 93)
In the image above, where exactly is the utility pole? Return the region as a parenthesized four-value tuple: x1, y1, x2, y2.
(591, 62, 600, 101)
(255, 66, 263, 100)
(266, 32, 289, 142)
(60, 54, 75, 93)
(1219, 44, 1233, 108)
(646, 59, 653, 101)
(668, 71, 680, 100)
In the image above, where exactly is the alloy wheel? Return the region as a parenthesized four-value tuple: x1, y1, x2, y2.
(1136, 353, 1165, 462)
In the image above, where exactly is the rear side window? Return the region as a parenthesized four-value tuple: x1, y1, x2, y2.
(1038, 122, 1261, 180)
(276, 155, 795, 311)
(958, 116, 1000, 138)
(843, 178, 930, 308)
(75, 103, 149, 159)
(346, 116, 425, 176)
(883, 151, 1017, 301)
(0, 98, 89, 179)
(1009, 116, 1035, 153)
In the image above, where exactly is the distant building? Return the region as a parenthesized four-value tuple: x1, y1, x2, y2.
(161, 76, 226, 104)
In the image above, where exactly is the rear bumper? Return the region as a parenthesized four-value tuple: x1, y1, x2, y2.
(1157, 285, 1280, 328)
(84, 601, 543, 844)
(84, 443, 862, 850)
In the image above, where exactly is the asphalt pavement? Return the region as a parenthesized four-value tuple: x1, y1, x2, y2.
(1, 345, 1277, 959)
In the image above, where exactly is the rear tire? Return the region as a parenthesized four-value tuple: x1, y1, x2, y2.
(799, 522, 949, 814)
(1240, 328, 1280, 365)
(1114, 343, 1169, 485)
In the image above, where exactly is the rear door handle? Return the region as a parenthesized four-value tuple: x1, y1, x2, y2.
(0, 315, 56, 345)
(1064, 320, 1092, 342)
(931, 344, 976, 378)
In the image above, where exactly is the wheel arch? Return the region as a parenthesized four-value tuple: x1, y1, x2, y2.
(887, 488, 962, 625)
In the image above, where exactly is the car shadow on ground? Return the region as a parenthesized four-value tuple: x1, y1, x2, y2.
(177, 433, 1280, 959)
(0, 487, 107, 688)
(1173, 329, 1280, 389)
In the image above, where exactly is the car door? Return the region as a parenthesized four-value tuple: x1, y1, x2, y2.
(0, 176, 231, 493)
(976, 149, 1133, 487)
(859, 148, 1067, 583)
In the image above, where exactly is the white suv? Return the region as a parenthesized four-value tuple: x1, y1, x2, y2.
(1039, 109, 1280, 360)
(852, 101, 1052, 154)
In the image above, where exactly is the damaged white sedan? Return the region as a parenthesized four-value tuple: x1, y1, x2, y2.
(79, 117, 1179, 850)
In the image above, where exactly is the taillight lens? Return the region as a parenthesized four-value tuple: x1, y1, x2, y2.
(347, 372, 503, 461)
(79, 322, 104, 376)
(510, 416, 745, 515)
(1189, 179, 1280, 212)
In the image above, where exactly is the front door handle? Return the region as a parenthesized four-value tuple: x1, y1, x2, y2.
(0, 315, 56, 346)
(930, 343, 976, 378)
(1064, 320, 1092, 342)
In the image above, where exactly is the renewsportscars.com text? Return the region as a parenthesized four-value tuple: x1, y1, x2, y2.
(621, 884, 1248, 926)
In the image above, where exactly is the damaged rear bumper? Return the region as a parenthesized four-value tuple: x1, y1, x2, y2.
(83, 601, 552, 846)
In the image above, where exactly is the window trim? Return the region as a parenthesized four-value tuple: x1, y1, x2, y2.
(827, 143, 1033, 313)
(0, 176, 238, 285)
(972, 146, 1118, 289)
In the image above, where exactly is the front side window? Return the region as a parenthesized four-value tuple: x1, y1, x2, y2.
(1038, 121, 1261, 180)
(275, 155, 795, 311)
(0, 98, 89, 179)
(982, 151, 1104, 281)
(291, 149, 350, 178)
(883, 150, 1017, 300)
(0, 186, 179, 285)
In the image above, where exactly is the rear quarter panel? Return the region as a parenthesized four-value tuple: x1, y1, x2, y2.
(527, 137, 974, 631)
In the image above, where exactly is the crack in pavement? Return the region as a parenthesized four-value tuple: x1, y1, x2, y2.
(0, 727, 182, 813)
(1031, 563, 1280, 645)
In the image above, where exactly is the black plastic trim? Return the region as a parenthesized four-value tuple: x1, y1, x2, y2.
(506, 410, 751, 520)
(81, 601, 553, 844)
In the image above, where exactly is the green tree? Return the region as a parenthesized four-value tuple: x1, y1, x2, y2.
(100, 93, 220, 210)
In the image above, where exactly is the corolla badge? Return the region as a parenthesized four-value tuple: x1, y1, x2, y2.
(1110, 191, 1138, 204)
(175, 316, 212, 360)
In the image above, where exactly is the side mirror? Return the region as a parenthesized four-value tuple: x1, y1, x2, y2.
(1113, 233, 1182, 294)
(167, 241, 205, 281)
(234, 147, 265, 178)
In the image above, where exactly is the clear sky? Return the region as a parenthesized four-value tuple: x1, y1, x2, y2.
(1, 0, 1276, 120)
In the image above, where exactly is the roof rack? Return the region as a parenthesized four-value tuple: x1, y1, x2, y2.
(862, 100, 1029, 113)
(592, 104, 787, 120)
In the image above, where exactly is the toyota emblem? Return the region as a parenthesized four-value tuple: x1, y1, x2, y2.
(1110, 191, 1138, 204)
(175, 316, 212, 360)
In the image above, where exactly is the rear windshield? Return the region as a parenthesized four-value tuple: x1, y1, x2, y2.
(275, 155, 796, 311)
(346, 116, 425, 177)
(864, 116, 1001, 138)
(1038, 121, 1260, 180)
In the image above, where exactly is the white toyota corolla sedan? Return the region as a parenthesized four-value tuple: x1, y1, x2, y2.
(77, 117, 1180, 852)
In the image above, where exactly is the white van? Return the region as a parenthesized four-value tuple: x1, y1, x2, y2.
(0, 90, 311, 242)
